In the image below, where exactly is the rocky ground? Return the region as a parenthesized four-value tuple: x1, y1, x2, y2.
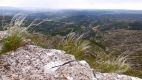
(0, 45, 141, 80)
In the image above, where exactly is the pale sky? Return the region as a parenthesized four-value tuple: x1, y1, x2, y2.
(0, 0, 142, 10)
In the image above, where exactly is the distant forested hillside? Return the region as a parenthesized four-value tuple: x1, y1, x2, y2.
(1, 10, 142, 36)
(1, 10, 142, 35)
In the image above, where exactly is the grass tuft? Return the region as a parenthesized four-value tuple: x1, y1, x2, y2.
(0, 32, 22, 53)
(0, 15, 29, 54)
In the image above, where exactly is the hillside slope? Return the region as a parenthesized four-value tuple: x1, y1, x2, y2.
(104, 29, 142, 70)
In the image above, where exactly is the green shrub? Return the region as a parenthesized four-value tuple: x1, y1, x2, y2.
(0, 15, 29, 54)
(58, 33, 90, 60)
(84, 48, 129, 73)
(0, 26, 28, 54)
(92, 58, 129, 73)
(0, 32, 22, 53)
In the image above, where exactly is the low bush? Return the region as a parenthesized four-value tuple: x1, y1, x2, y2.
(0, 15, 29, 54)
(57, 33, 91, 60)
(0, 32, 22, 53)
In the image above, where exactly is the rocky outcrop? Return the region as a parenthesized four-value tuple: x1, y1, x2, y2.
(0, 45, 95, 80)
(0, 45, 142, 80)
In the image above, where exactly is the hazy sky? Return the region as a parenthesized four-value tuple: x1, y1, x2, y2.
(0, 0, 142, 10)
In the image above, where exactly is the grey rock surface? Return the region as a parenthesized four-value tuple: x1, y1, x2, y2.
(0, 45, 141, 80)
(0, 45, 95, 80)
(95, 72, 142, 80)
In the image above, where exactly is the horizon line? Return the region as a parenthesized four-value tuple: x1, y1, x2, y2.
(1, 6, 142, 11)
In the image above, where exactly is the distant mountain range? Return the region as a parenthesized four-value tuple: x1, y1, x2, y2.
(0, 6, 22, 15)
(1, 6, 142, 16)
